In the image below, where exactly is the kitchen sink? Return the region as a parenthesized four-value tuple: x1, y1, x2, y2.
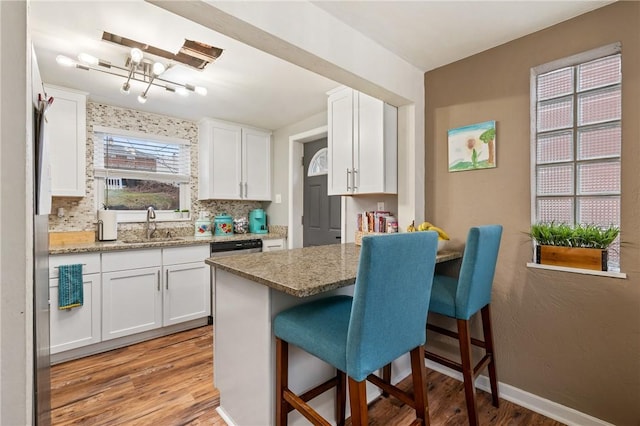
(121, 237, 185, 244)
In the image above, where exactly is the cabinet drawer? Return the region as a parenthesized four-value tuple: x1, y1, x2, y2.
(102, 249, 161, 272)
(50, 253, 100, 278)
(162, 245, 210, 265)
(262, 239, 285, 252)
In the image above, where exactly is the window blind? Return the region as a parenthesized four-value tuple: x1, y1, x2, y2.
(94, 131, 190, 183)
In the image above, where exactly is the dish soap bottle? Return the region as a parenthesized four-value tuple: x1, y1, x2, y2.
(194, 211, 212, 237)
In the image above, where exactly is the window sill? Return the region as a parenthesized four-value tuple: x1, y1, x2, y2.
(112, 211, 192, 223)
(526, 262, 627, 279)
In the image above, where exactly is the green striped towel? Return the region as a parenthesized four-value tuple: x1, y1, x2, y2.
(58, 264, 83, 310)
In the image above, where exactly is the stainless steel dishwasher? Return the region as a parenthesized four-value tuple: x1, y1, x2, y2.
(208, 239, 263, 323)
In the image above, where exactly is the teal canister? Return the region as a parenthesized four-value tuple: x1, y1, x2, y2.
(213, 214, 234, 236)
(194, 212, 212, 237)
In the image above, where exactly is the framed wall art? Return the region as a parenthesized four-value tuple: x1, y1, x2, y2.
(448, 120, 496, 172)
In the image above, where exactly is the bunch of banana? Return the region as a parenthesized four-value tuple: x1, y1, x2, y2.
(406, 220, 416, 232)
(408, 220, 450, 240)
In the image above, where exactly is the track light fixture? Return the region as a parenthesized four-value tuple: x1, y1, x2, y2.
(56, 47, 208, 103)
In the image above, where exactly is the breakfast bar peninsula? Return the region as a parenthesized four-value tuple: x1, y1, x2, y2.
(206, 242, 461, 425)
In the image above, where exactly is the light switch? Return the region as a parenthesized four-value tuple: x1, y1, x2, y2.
(275, 194, 282, 203)
(377, 202, 385, 211)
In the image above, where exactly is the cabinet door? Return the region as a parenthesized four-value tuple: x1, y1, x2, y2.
(49, 273, 101, 354)
(242, 128, 272, 200)
(163, 262, 210, 326)
(328, 88, 354, 195)
(45, 85, 87, 197)
(198, 119, 243, 200)
(356, 92, 386, 194)
(102, 267, 162, 340)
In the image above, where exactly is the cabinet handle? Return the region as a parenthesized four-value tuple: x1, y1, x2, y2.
(352, 168, 358, 191)
(346, 169, 351, 191)
(166, 270, 169, 290)
(239, 182, 243, 198)
(157, 270, 161, 291)
(244, 182, 248, 198)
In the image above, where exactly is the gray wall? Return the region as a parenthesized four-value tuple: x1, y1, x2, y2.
(424, 3, 640, 424)
(266, 110, 327, 226)
(0, 1, 31, 424)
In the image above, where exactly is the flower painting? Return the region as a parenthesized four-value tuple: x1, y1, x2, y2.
(448, 120, 496, 172)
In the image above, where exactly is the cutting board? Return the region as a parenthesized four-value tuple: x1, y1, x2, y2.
(49, 231, 95, 247)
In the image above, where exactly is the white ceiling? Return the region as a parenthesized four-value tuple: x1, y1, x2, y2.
(30, 1, 613, 131)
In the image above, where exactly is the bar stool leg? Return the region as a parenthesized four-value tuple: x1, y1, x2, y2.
(336, 370, 346, 426)
(276, 338, 289, 426)
(348, 377, 368, 426)
(457, 319, 479, 426)
(481, 305, 499, 407)
(381, 363, 392, 397)
(410, 346, 430, 425)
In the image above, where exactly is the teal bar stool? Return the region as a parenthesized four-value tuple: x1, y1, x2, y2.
(425, 224, 503, 426)
(274, 231, 439, 426)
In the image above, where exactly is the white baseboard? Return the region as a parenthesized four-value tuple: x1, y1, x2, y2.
(216, 406, 236, 426)
(217, 362, 614, 426)
(424, 360, 615, 426)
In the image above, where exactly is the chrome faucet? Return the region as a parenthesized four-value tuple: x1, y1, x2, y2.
(146, 206, 156, 239)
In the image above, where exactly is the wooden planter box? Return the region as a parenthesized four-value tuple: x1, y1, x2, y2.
(536, 245, 608, 271)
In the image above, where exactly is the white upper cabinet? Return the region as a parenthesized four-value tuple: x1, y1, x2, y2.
(44, 85, 87, 197)
(327, 87, 397, 196)
(198, 118, 272, 201)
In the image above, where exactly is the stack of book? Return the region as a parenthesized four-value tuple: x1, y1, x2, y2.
(355, 211, 398, 245)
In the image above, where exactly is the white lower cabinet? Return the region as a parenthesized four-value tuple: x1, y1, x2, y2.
(50, 244, 211, 356)
(101, 249, 163, 341)
(49, 253, 101, 354)
(162, 245, 211, 326)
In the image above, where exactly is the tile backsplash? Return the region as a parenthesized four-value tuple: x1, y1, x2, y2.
(49, 101, 263, 237)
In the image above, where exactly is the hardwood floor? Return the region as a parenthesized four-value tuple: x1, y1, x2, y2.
(51, 326, 564, 425)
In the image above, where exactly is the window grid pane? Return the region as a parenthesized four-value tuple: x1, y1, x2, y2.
(537, 97, 573, 132)
(537, 198, 574, 224)
(578, 124, 621, 160)
(578, 55, 621, 92)
(537, 164, 574, 196)
(577, 87, 621, 126)
(577, 195, 621, 269)
(537, 67, 574, 101)
(577, 161, 620, 195)
(537, 131, 573, 164)
(577, 196, 620, 227)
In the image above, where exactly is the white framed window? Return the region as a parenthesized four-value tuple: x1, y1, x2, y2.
(93, 126, 191, 223)
(531, 43, 621, 271)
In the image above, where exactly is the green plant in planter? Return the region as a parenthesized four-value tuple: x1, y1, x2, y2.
(530, 222, 619, 249)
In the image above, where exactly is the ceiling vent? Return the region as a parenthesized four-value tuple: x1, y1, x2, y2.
(102, 31, 223, 70)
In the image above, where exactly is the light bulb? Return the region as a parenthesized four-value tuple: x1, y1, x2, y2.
(55, 55, 75, 67)
(194, 86, 208, 96)
(120, 82, 130, 95)
(130, 48, 143, 64)
(77, 52, 98, 65)
(175, 87, 189, 96)
(137, 93, 147, 104)
(152, 62, 165, 76)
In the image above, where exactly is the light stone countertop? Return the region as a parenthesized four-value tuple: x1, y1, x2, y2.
(49, 233, 285, 255)
(206, 243, 462, 297)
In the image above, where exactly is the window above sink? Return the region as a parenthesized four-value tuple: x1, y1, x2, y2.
(93, 126, 191, 223)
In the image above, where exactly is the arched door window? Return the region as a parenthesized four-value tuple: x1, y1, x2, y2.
(307, 147, 328, 176)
